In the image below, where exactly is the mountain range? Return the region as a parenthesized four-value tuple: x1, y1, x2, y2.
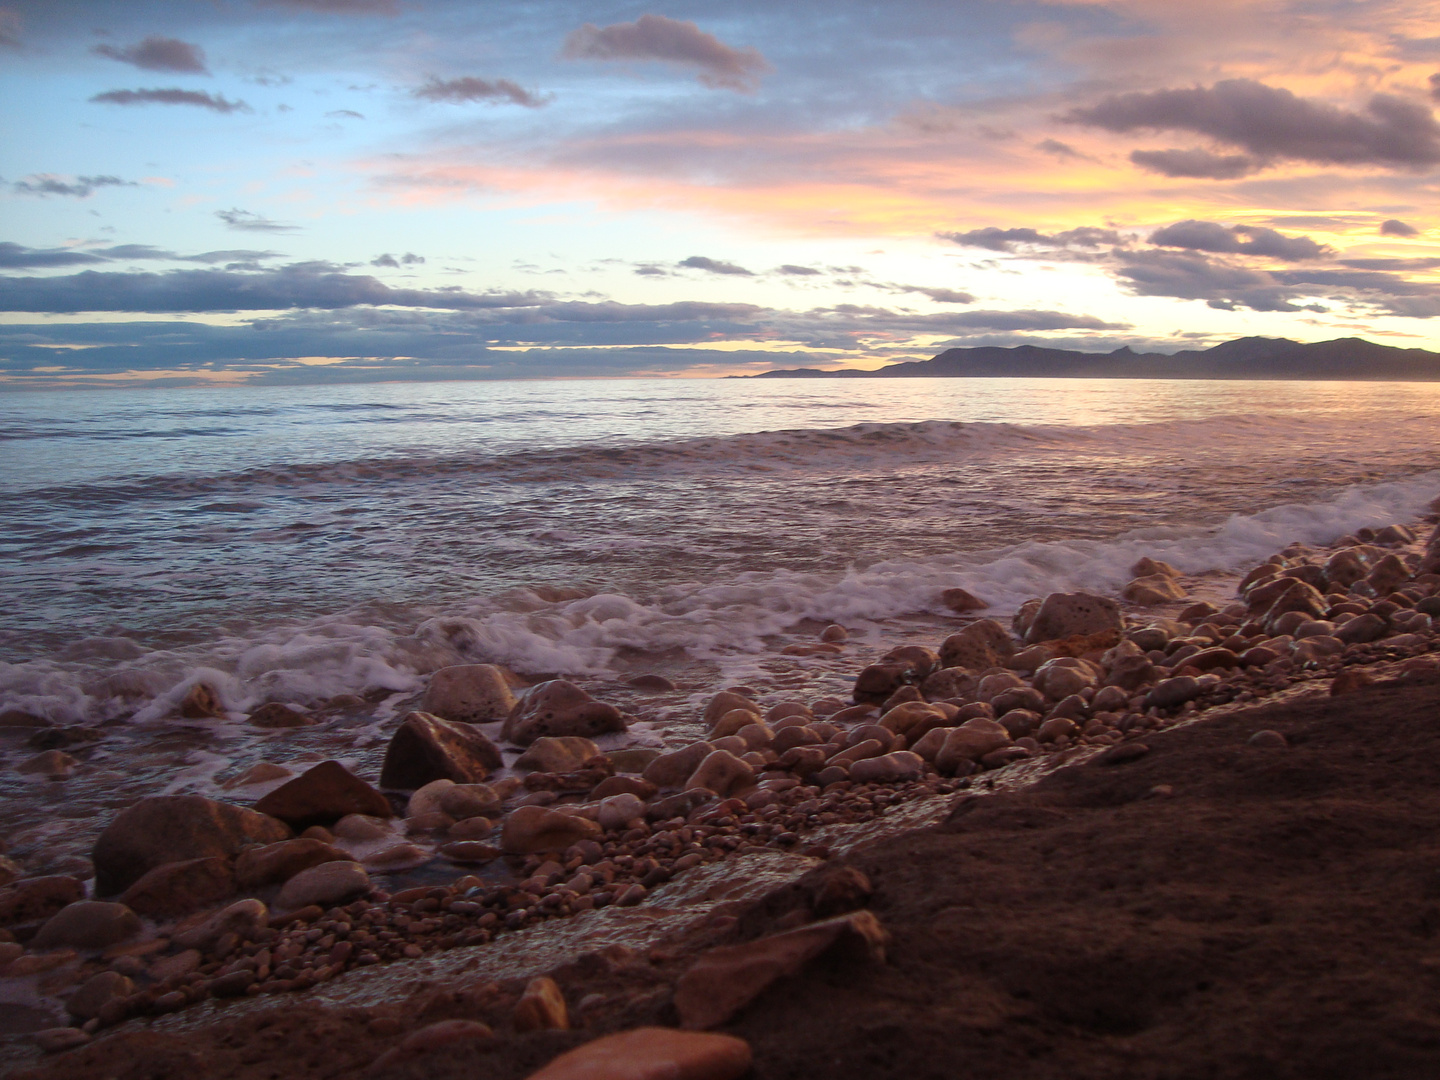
(739, 337, 1440, 380)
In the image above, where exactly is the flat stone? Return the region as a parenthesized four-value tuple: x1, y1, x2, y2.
(501, 805, 602, 854)
(93, 795, 290, 896)
(527, 1027, 752, 1080)
(32, 901, 141, 951)
(235, 838, 351, 889)
(515, 736, 601, 774)
(275, 861, 370, 911)
(421, 664, 517, 723)
(119, 857, 234, 918)
(513, 975, 569, 1033)
(254, 760, 392, 829)
(380, 712, 504, 790)
(1025, 592, 1123, 645)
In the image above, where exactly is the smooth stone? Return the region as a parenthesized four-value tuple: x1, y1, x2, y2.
(819, 624, 849, 642)
(1131, 556, 1181, 579)
(606, 748, 663, 774)
(177, 682, 224, 719)
(406, 778, 456, 819)
(628, 674, 676, 691)
(710, 709, 763, 739)
(246, 703, 314, 729)
(516, 736, 601, 774)
(1249, 729, 1289, 748)
(253, 760, 391, 830)
(642, 742, 714, 789)
(1122, 574, 1187, 605)
(380, 712, 504, 790)
(504, 681, 627, 745)
(597, 793, 646, 831)
(1033, 659, 1098, 700)
(940, 587, 989, 613)
(877, 701, 945, 737)
(1335, 613, 1388, 644)
(513, 975, 569, 1033)
(172, 898, 267, 950)
(765, 701, 813, 724)
(17, 750, 76, 777)
(32, 901, 141, 951)
(501, 805, 602, 854)
(235, 838, 350, 889)
(331, 814, 394, 841)
(438, 840, 500, 864)
(219, 762, 293, 789)
(849, 751, 925, 784)
(684, 750, 755, 797)
(34, 1028, 91, 1054)
(118, 857, 234, 918)
(910, 726, 953, 762)
(935, 720, 1011, 773)
(1145, 675, 1201, 710)
(591, 775, 658, 800)
(527, 1028, 752, 1080)
(448, 816, 494, 840)
(92, 795, 289, 896)
(703, 691, 761, 728)
(439, 783, 502, 820)
(66, 971, 133, 1021)
(1037, 716, 1079, 742)
(362, 843, 430, 870)
(275, 861, 370, 910)
(1024, 592, 1124, 645)
(421, 664, 517, 723)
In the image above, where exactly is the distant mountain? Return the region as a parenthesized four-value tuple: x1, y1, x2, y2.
(738, 337, 1440, 380)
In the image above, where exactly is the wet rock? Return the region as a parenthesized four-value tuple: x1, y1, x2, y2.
(254, 760, 392, 829)
(1131, 556, 1181, 578)
(703, 691, 761, 728)
(851, 663, 912, 704)
(820, 623, 849, 642)
(32, 901, 141, 950)
(439, 783, 502, 820)
(172, 898, 267, 951)
(990, 686, 1047, 716)
(939, 619, 1015, 671)
(685, 750, 755, 797)
(1123, 574, 1187, 605)
(880, 645, 940, 681)
(516, 736, 601, 774)
(178, 682, 224, 719)
(849, 751, 925, 784)
(1033, 659, 1098, 700)
(1025, 592, 1123, 645)
(0, 709, 51, 728)
(34, 1028, 91, 1055)
(439, 840, 500, 864)
(1037, 716, 1079, 742)
(119, 857, 234, 918)
(0, 856, 19, 888)
(421, 663, 517, 723)
(529, 1027, 752, 1080)
(917, 667, 974, 702)
(877, 701, 945, 738)
(1186, 647, 1241, 671)
(675, 911, 888, 1029)
(1324, 549, 1369, 588)
(940, 587, 989, 612)
(1330, 668, 1375, 695)
(364, 842, 430, 871)
(67, 970, 133, 1021)
(513, 975, 569, 1033)
(591, 775, 658, 800)
(1366, 553, 1412, 594)
(1259, 579, 1328, 629)
(0, 876, 85, 927)
(597, 793, 647, 831)
(93, 795, 290, 896)
(235, 838, 350, 890)
(606, 747, 663, 774)
(501, 805, 602, 854)
(643, 741, 714, 789)
(246, 703, 314, 729)
(997, 709, 1043, 738)
(220, 762, 294, 790)
(380, 712, 504, 791)
(368, 1019, 497, 1072)
(332, 814, 392, 841)
(448, 817, 494, 841)
(707, 709, 761, 739)
(1336, 613, 1388, 644)
(1249, 729, 1288, 748)
(910, 726, 953, 762)
(16, 750, 75, 778)
(935, 720, 1011, 773)
(646, 789, 715, 822)
(275, 860, 369, 911)
(1145, 675, 1201, 710)
(504, 681, 627, 745)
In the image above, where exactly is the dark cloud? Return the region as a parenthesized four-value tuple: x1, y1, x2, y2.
(1129, 148, 1259, 179)
(1148, 220, 1329, 260)
(679, 255, 753, 275)
(95, 244, 175, 260)
(90, 88, 250, 113)
(1114, 250, 1316, 312)
(0, 7, 20, 49)
(1338, 257, 1440, 271)
(326, 109, 364, 119)
(776, 264, 821, 276)
(937, 309, 1112, 331)
(1381, 218, 1420, 236)
(184, 249, 284, 264)
(258, 0, 398, 14)
(937, 226, 1123, 253)
(93, 36, 208, 74)
(1065, 78, 1440, 170)
(907, 286, 975, 304)
(0, 266, 548, 313)
(1431, 74, 1440, 103)
(560, 14, 771, 93)
(0, 243, 105, 269)
(216, 209, 299, 233)
(370, 252, 425, 268)
(413, 77, 547, 108)
(11, 174, 136, 197)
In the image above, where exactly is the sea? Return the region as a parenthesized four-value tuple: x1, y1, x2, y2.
(4, 375, 1440, 728)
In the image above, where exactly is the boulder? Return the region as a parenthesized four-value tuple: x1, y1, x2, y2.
(92, 795, 290, 896)
(643, 742, 714, 789)
(684, 750, 755, 797)
(1122, 574, 1186, 605)
(1336, 613, 1388, 644)
(235, 838, 351, 890)
(275, 861, 370, 911)
(527, 1028, 752, 1080)
(851, 663, 912, 704)
(935, 720, 1011, 774)
(119, 857, 234, 918)
(1024, 593, 1123, 645)
(503, 682, 627, 745)
(1259, 580, 1328, 629)
(515, 736, 601, 774)
(606, 748, 663, 774)
(0, 876, 84, 927)
(380, 712, 504, 790)
(32, 901, 141, 951)
(1366, 553, 1412, 595)
(710, 709, 763, 739)
(246, 703, 314, 729)
(501, 805, 602, 855)
(597, 793, 646, 831)
(177, 682, 224, 719)
(1323, 549, 1368, 588)
(254, 760, 392, 829)
(939, 619, 1015, 670)
(421, 664, 517, 724)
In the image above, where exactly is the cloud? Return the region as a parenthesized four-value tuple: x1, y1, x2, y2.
(0, 265, 547, 313)
(183, 249, 284, 264)
(326, 109, 364, 119)
(412, 76, 547, 108)
(258, 0, 398, 14)
(937, 226, 1123, 253)
(1338, 257, 1440, 271)
(1114, 249, 1314, 312)
(1148, 220, 1329, 260)
(0, 7, 20, 49)
(1065, 79, 1440, 170)
(777, 264, 821, 276)
(11, 174, 136, 197)
(1129, 148, 1259, 179)
(1432, 74, 1440, 103)
(216, 209, 299, 233)
(560, 14, 771, 93)
(370, 252, 425, 268)
(0, 243, 106, 269)
(906, 286, 975, 304)
(90, 88, 250, 113)
(678, 255, 753, 275)
(94, 244, 175, 260)
(1380, 218, 1420, 237)
(92, 36, 208, 74)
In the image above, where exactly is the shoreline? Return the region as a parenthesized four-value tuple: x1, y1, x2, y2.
(2, 507, 1439, 1075)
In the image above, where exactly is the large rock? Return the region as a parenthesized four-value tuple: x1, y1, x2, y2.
(674, 912, 888, 1029)
(379, 712, 504, 790)
(421, 664, 517, 723)
(118, 857, 234, 918)
(1025, 593, 1123, 645)
(500, 805, 602, 854)
(1259, 579, 1328, 629)
(850, 751, 925, 785)
(1122, 574, 1186, 605)
(515, 736, 601, 774)
(643, 742, 714, 789)
(32, 901, 141, 951)
(0, 876, 84, 927)
(702, 692, 760, 729)
(254, 760, 392, 829)
(684, 750, 755, 797)
(502, 682, 627, 746)
(235, 838, 352, 890)
(939, 619, 1015, 670)
(1033, 658, 1099, 701)
(275, 861, 370, 911)
(935, 719, 1011, 773)
(92, 795, 290, 896)
(527, 1028, 752, 1080)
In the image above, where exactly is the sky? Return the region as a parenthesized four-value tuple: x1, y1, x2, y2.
(2, 0, 1440, 389)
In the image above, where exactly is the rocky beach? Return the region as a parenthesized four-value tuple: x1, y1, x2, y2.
(3, 503, 1440, 1078)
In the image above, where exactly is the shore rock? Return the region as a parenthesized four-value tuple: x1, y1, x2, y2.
(515, 736, 601, 774)
(380, 712, 504, 790)
(178, 682, 224, 719)
(93, 795, 290, 896)
(118, 857, 234, 918)
(32, 901, 141, 950)
(850, 751, 925, 784)
(513, 976, 569, 1033)
(940, 619, 1015, 671)
(1336, 613, 1388, 644)
(246, 703, 314, 729)
(171, 898, 266, 951)
(503, 681, 627, 745)
(1025, 592, 1123, 645)
(17, 750, 76, 777)
(1146, 675, 1201, 710)
(235, 838, 351, 889)
(0, 876, 84, 927)
(275, 860, 369, 911)
(439, 783, 502, 820)
(941, 587, 989, 612)
(1123, 574, 1187, 605)
(935, 720, 1011, 773)
(67, 971, 133, 1021)
(501, 805, 602, 854)
(528, 1028, 751, 1080)
(685, 750, 755, 797)
(254, 760, 392, 828)
(420, 664, 517, 724)
(703, 691, 761, 728)
(643, 742, 714, 789)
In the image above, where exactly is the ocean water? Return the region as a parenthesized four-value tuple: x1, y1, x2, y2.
(4, 376, 1440, 725)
